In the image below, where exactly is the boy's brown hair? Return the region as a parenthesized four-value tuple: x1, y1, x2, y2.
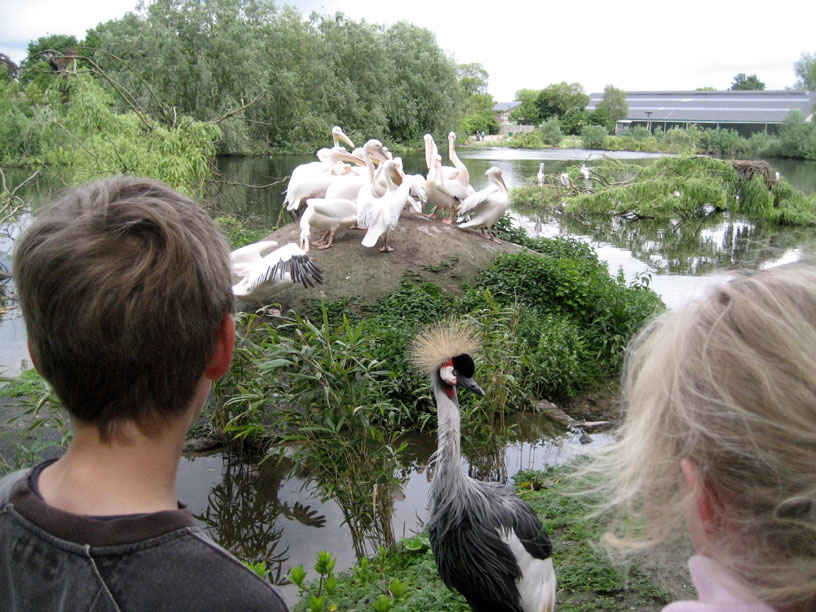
(14, 176, 234, 437)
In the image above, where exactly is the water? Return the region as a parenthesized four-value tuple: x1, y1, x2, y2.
(3, 149, 816, 605)
(177, 421, 613, 604)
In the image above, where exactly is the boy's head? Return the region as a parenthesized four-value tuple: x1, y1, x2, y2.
(14, 175, 235, 438)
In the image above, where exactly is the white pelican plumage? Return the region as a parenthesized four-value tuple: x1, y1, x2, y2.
(229, 240, 279, 283)
(536, 163, 546, 187)
(359, 160, 419, 252)
(446, 132, 475, 194)
(457, 167, 511, 243)
(325, 139, 390, 202)
(423, 134, 459, 182)
(299, 197, 358, 251)
(284, 147, 362, 215)
(231, 242, 323, 305)
(424, 154, 460, 224)
(331, 126, 354, 150)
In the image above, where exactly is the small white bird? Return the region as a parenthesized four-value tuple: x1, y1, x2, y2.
(536, 163, 546, 187)
(580, 164, 590, 180)
(457, 167, 511, 244)
(231, 242, 323, 306)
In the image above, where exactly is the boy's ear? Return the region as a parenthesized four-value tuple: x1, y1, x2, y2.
(27, 338, 44, 376)
(204, 315, 235, 381)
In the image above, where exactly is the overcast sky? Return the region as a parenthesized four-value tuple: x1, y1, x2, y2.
(2, 0, 813, 101)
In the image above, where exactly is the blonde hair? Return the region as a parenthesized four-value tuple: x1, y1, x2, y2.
(14, 176, 234, 438)
(592, 263, 816, 610)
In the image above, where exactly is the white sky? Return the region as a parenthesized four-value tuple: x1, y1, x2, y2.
(1, 0, 814, 100)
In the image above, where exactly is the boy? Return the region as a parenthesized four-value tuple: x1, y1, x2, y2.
(0, 176, 288, 611)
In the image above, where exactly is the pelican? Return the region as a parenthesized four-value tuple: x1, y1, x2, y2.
(324, 139, 390, 202)
(536, 163, 546, 187)
(410, 321, 556, 612)
(433, 134, 474, 203)
(559, 172, 570, 188)
(424, 134, 459, 182)
(229, 240, 279, 283)
(299, 197, 358, 251)
(447, 132, 475, 194)
(359, 159, 418, 252)
(394, 157, 427, 212)
(231, 242, 323, 306)
(284, 147, 362, 215)
(425, 154, 460, 224)
(331, 125, 354, 150)
(457, 167, 511, 243)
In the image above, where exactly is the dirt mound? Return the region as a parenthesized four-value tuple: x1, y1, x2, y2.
(251, 212, 522, 312)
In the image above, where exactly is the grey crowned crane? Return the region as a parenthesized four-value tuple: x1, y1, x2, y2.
(410, 321, 556, 612)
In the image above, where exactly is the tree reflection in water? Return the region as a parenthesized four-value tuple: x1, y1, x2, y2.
(518, 206, 815, 276)
(195, 455, 326, 586)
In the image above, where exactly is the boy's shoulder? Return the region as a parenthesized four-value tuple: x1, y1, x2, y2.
(0, 468, 28, 505)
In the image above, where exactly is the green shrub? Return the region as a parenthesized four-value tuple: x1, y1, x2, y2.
(538, 117, 563, 146)
(580, 124, 608, 150)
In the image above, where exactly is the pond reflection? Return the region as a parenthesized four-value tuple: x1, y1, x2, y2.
(177, 416, 608, 606)
(193, 455, 326, 586)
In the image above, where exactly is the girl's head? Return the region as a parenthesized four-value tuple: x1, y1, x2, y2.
(598, 263, 816, 610)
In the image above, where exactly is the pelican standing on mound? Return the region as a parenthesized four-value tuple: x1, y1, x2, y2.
(457, 167, 511, 243)
(299, 197, 358, 251)
(231, 242, 323, 307)
(410, 321, 556, 612)
(358, 159, 418, 252)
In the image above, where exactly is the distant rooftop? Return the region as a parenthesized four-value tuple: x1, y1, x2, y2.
(493, 101, 521, 113)
(587, 90, 816, 124)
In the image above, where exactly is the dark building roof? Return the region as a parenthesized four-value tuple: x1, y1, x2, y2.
(493, 101, 521, 113)
(586, 90, 816, 124)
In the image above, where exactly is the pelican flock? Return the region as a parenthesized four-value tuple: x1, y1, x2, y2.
(237, 127, 516, 308)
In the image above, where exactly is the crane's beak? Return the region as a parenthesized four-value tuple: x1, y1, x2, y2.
(457, 375, 485, 397)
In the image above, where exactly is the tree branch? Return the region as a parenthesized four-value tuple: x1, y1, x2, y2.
(213, 91, 266, 124)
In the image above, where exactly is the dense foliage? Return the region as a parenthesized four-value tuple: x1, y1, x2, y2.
(72, 0, 468, 154)
(212, 235, 664, 458)
(0, 70, 219, 195)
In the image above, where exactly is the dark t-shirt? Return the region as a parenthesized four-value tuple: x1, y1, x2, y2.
(0, 462, 289, 612)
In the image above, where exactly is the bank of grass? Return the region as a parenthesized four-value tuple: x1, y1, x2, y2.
(292, 461, 688, 612)
(513, 155, 816, 226)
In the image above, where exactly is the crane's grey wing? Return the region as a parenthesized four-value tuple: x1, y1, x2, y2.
(430, 516, 525, 612)
(501, 492, 553, 561)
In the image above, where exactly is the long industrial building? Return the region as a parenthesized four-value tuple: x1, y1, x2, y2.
(586, 90, 816, 136)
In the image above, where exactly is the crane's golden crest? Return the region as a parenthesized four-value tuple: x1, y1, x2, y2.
(409, 319, 480, 373)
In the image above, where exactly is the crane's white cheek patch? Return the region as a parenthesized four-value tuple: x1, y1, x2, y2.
(498, 528, 557, 612)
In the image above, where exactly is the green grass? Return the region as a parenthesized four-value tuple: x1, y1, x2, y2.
(0, 369, 46, 398)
